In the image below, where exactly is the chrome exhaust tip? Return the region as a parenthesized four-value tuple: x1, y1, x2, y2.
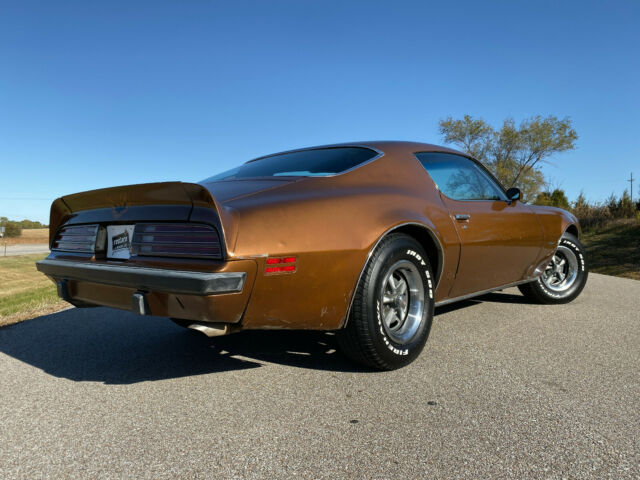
(186, 322, 234, 337)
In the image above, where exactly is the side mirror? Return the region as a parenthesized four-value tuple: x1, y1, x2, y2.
(506, 187, 521, 203)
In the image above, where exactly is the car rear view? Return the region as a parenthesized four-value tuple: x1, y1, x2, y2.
(36, 181, 257, 334)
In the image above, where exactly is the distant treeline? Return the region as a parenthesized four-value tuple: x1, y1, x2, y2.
(0, 217, 47, 238)
(534, 190, 639, 231)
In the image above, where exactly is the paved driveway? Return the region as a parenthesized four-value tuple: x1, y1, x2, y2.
(1, 243, 49, 256)
(0, 273, 638, 479)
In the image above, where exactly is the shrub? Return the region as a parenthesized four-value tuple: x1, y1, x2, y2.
(18, 219, 44, 229)
(0, 217, 46, 237)
(571, 191, 638, 232)
(571, 192, 610, 231)
(1, 221, 22, 238)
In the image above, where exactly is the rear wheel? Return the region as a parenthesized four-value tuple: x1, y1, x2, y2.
(518, 233, 588, 304)
(337, 234, 434, 370)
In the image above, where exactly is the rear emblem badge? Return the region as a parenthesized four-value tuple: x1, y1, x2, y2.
(112, 230, 131, 253)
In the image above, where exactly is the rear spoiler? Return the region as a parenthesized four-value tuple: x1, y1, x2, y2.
(49, 182, 234, 249)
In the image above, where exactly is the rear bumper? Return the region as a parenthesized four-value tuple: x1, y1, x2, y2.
(36, 257, 256, 324)
(36, 259, 245, 295)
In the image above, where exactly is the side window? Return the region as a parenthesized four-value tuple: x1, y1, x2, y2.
(415, 152, 506, 201)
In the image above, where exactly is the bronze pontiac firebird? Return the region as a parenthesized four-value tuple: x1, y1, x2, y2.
(37, 141, 588, 369)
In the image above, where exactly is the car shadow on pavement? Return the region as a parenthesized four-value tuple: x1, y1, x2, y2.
(0, 291, 532, 384)
(0, 307, 368, 384)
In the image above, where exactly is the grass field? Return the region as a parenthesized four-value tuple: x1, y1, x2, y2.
(0, 254, 67, 327)
(582, 219, 640, 280)
(3, 228, 49, 246)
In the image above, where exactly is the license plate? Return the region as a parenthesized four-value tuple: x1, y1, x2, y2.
(107, 225, 135, 259)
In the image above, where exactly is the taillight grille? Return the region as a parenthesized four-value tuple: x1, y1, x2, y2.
(131, 223, 222, 259)
(52, 224, 99, 253)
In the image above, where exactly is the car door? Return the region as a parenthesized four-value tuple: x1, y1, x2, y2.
(415, 152, 543, 299)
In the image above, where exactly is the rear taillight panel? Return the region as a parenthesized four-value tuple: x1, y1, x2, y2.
(131, 223, 222, 259)
(52, 224, 99, 253)
(52, 222, 222, 260)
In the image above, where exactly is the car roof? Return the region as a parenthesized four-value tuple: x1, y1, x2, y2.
(358, 141, 467, 156)
(249, 140, 469, 163)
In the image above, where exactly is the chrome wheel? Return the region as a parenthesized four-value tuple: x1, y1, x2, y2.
(541, 245, 579, 292)
(380, 260, 425, 344)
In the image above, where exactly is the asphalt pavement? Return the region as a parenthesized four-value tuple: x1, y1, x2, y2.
(0, 273, 638, 479)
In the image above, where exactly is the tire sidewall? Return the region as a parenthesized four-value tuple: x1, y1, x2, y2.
(536, 234, 588, 301)
(364, 237, 434, 366)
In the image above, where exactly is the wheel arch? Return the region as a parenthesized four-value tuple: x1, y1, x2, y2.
(390, 224, 443, 286)
(565, 223, 580, 238)
(341, 222, 444, 328)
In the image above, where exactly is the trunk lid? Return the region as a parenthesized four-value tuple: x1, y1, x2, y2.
(49, 182, 223, 245)
(199, 178, 302, 204)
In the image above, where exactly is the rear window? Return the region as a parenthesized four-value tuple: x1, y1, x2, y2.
(202, 147, 379, 181)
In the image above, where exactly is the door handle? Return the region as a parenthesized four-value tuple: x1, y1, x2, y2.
(455, 214, 470, 221)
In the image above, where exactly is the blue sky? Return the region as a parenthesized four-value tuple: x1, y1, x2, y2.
(1, 0, 638, 223)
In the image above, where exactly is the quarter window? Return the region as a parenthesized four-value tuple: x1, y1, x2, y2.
(415, 152, 506, 201)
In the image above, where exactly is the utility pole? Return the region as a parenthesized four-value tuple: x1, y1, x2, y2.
(628, 172, 634, 204)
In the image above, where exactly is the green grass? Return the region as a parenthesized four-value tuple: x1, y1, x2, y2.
(582, 219, 640, 280)
(0, 285, 60, 317)
(0, 254, 66, 326)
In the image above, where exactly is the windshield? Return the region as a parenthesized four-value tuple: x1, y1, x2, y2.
(201, 147, 379, 181)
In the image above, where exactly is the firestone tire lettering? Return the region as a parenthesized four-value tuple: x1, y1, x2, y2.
(337, 234, 434, 370)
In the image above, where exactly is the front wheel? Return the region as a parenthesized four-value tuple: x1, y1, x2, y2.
(518, 232, 588, 304)
(337, 233, 434, 370)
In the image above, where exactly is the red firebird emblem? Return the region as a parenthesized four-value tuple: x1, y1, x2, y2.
(108, 194, 129, 219)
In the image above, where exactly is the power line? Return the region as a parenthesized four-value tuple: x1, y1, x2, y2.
(0, 197, 53, 201)
(628, 173, 634, 204)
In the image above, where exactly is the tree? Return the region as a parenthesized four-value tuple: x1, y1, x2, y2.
(606, 193, 619, 218)
(606, 191, 636, 219)
(574, 191, 587, 207)
(571, 190, 590, 220)
(618, 190, 636, 218)
(534, 189, 570, 209)
(438, 115, 578, 201)
(18, 219, 44, 229)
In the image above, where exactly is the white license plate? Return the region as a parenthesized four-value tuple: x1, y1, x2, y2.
(107, 225, 135, 259)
